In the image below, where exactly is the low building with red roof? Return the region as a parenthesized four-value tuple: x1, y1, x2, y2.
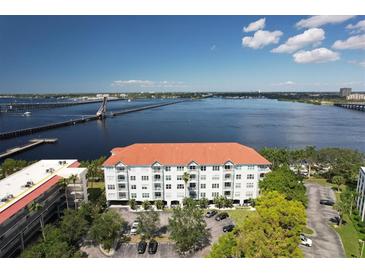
(0, 159, 88, 257)
(103, 143, 271, 207)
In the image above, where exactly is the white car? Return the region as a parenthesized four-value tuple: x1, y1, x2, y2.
(130, 222, 139, 235)
(300, 234, 312, 247)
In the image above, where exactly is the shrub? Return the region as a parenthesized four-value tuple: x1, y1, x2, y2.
(142, 200, 151, 210)
(199, 198, 209, 209)
(129, 199, 137, 210)
(155, 200, 165, 210)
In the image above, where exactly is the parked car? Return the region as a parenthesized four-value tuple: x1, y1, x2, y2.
(300, 234, 312, 247)
(137, 240, 147, 254)
(148, 240, 158, 254)
(320, 199, 335, 206)
(130, 221, 139, 235)
(206, 210, 218, 218)
(215, 212, 229, 221)
(329, 216, 341, 225)
(223, 224, 235, 232)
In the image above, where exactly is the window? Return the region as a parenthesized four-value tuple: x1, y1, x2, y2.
(177, 166, 184, 171)
(177, 175, 183, 181)
(130, 176, 136, 181)
(154, 174, 161, 181)
(235, 183, 241, 188)
(247, 182, 254, 188)
(200, 192, 206, 198)
(224, 182, 231, 188)
(212, 175, 220, 180)
(177, 184, 184, 189)
(142, 193, 150, 198)
(200, 183, 206, 189)
(166, 184, 172, 189)
(213, 166, 220, 171)
(212, 183, 219, 189)
(118, 183, 126, 190)
(107, 185, 115, 190)
(247, 165, 255, 170)
(118, 192, 127, 199)
(142, 185, 148, 190)
(247, 174, 254, 180)
(165, 166, 171, 172)
(224, 191, 231, 196)
(200, 175, 206, 180)
(142, 176, 149, 181)
(235, 165, 242, 170)
(154, 192, 162, 198)
(260, 173, 265, 178)
(190, 174, 196, 180)
(236, 174, 242, 180)
(116, 166, 125, 171)
(131, 193, 137, 199)
(189, 183, 196, 188)
(212, 192, 219, 198)
(117, 175, 125, 181)
(246, 191, 253, 198)
(189, 165, 196, 170)
(200, 166, 206, 171)
(165, 175, 171, 181)
(224, 165, 232, 170)
(131, 185, 137, 190)
(153, 166, 161, 172)
(154, 183, 162, 190)
(224, 174, 231, 179)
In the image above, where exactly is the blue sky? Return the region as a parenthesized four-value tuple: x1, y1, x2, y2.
(0, 15, 364, 93)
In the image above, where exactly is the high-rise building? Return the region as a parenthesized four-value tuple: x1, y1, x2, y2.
(339, 88, 352, 97)
(103, 143, 271, 207)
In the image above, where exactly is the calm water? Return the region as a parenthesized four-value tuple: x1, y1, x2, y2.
(0, 98, 364, 161)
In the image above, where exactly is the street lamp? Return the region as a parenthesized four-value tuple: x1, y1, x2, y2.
(359, 239, 365, 258)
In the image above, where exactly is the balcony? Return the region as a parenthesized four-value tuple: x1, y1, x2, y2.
(152, 168, 162, 173)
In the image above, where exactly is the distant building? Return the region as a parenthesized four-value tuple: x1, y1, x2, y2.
(103, 143, 271, 207)
(347, 93, 365, 101)
(357, 167, 365, 222)
(339, 88, 352, 97)
(0, 160, 88, 257)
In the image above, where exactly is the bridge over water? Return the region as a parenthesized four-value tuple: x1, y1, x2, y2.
(334, 103, 365, 112)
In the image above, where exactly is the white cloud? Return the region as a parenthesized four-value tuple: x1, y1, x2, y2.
(272, 81, 296, 86)
(348, 60, 365, 68)
(296, 15, 355, 28)
(210, 44, 217, 51)
(293, 48, 340, 63)
(332, 34, 365, 50)
(112, 80, 185, 88)
(243, 18, 266, 32)
(346, 20, 365, 33)
(242, 30, 283, 49)
(271, 28, 325, 54)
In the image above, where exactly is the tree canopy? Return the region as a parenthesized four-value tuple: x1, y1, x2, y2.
(137, 210, 160, 239)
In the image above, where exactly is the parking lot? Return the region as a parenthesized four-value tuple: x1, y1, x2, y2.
(84, 207, 234, 258)
(302, 183, 345, 258)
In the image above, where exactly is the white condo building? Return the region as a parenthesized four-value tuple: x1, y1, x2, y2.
(103, 143, 271, 207)
(356, 167, 365, 221)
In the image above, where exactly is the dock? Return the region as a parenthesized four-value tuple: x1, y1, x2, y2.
(334, 103, 365, 112)
(0, 139, 58, 160)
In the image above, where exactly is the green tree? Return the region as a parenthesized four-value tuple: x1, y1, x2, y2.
(129, 199, 137, 210)
(259, 166, 307, 206)
(68, 174, 79, 209)
(155, 200, 165, 210)
(303, 146, 317, 178)
(28, 202, 45, 241)
(90, 210, 124, 250)
(333, 175, 345, 192)
(183, 197, 197, 207)
(213, 196, 226, 209)
(198, 198, 209, 209)
(182, 172, 190, 198)
(208, 232, 240, 258)
(136, 210, 160, 239)
(341, 188, 358, 217)
(223, 197, 233, 208)
(58, 177, 70, 209)
(60, 209, 88, 245)
(334, 199, 347, 226)
(168, 203, 210, 254)
(260, 147, 290, 169)
(142, 200, 151, 210)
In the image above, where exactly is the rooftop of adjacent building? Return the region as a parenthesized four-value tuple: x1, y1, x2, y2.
(361, 167, 365, 174)
(103, 142, 271, 166)
(0, 160, 84, 218)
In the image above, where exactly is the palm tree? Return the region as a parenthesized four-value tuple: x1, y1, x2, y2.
(58, 177, 70, 209)
(87, 162, 97, 188)
(182, 172, 190, 199)
(28, 202, 45, 240)
(68, 174, 78, 209)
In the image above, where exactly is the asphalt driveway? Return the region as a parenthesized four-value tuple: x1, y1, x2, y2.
(302, 183, 345, 258)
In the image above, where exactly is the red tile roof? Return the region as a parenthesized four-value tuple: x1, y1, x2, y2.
(103, 143, 271, 166)
(0, 175, 62, 225)
(69, 161, 81, 168)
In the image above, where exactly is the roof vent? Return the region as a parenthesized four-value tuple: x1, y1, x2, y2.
(24, 181, 34, 188)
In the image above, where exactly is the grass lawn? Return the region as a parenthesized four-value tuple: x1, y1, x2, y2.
(302, 226, 314, 235)
(334, 214, 364, 258)
(304, 178, 333, 187)
(228, 208, 255, 227)
(88, 181, 105, 190)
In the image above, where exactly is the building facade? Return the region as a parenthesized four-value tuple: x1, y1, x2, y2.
(356, 167, 365, 222)
(103, 143, 271, 207)
(0, 160, 88, 257)
(340, 87, 352, 97)
(347, 93, 365, 101)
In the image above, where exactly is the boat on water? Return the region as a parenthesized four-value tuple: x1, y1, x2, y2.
(23, 111, 31, 116)
(128, 99, 131, 102)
